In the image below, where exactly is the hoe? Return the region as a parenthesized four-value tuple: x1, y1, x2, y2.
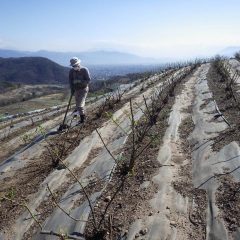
(58, 93, 73, 132)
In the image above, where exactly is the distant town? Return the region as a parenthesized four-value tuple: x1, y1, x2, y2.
(88, 64, 164, 81)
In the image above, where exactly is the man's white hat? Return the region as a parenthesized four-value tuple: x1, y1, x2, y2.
(70, 57, 81, 66)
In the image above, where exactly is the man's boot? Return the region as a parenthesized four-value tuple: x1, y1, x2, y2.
(72, 109, 78, 118)
(80, 114, 85, 123)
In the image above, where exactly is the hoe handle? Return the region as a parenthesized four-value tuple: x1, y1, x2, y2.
(62, 93, 73, 125)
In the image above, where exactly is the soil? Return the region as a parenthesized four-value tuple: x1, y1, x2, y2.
(11, 63, 238, 240)
(206, 62, 240, 236)
(23, 147, 104, 240)
(0, 94, 126, 230)
(199, 97, 213, 110)
(216, 175, 240, 232)
(0, 98, 128, 235)
(207, 64, 240, 151)
(0, 72, 170, 237)
(0, 109, 63, 143)
(0, 157, 53, 232)
(0, 105, 76, 163)
(172, 113, 207, 239)
(84, 68, 199, 240)
(178, 116, 195, 155)
(85, 99, 172, 240)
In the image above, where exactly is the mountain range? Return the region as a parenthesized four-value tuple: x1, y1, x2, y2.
(1, 47, 240, 67)
(0, 49, 170, 66)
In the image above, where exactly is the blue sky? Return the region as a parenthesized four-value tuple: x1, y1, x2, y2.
(0, 0, 240, 58)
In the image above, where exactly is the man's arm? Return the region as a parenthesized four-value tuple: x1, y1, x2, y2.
(84, 68, 91, 84)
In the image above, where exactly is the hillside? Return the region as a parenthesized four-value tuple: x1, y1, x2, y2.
(0, 58, 239, 240)
(0, 57, 69, 84)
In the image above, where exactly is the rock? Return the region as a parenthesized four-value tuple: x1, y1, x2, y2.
(139, 228, 148, 235)
(231, 224, 237, 229)
(149, 211, 153, 216)
(104, 196, 111, 202)
(135, 233, 140, 238)
(118, 203, 122, 208)
(166, 206, 170, 209)
(226, 203, 232, 208)
(170, 221, 177, 226)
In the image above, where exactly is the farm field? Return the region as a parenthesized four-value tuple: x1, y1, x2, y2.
(0, 58, 240, 240)
(0, 93, 69, 116)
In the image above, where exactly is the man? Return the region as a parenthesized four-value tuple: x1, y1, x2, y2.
(69, 57, 91, 124)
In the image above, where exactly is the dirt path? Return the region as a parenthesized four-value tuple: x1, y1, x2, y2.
(190, 64, 240, 240)
(207, 61, 240, 238)
(124, 65, 206, 240)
